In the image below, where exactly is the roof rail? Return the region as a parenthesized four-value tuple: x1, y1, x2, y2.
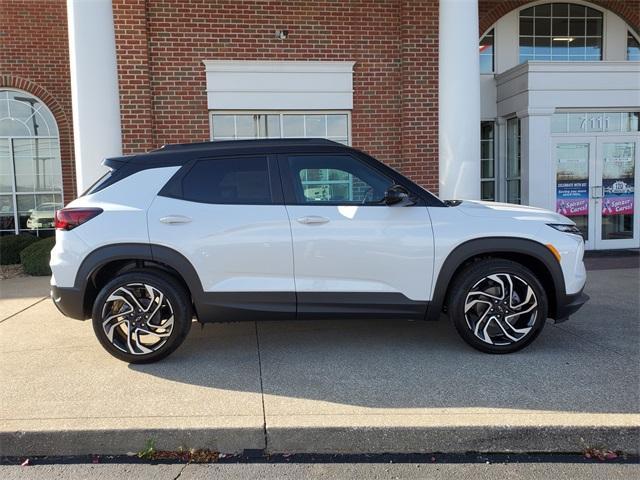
(155, 138, 340, 152)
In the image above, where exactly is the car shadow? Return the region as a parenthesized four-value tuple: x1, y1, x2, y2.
(129, 309, 638, 414)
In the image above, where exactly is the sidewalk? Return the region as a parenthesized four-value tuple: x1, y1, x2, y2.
(1, 266, 638, 456)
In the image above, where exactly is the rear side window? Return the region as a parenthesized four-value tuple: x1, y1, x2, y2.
(181, 157, 272, 204)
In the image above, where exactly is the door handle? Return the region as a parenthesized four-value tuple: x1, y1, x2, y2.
(160, 215, 192, 224)
(296, 215, 330, 225)
(591, 186, 603, 199)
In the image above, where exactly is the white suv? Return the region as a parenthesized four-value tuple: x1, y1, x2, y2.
(50, 139, 588, 363)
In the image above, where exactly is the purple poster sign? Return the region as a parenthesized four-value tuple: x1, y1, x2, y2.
(556, 180, 588, 217)
(602, 178, 634, 216)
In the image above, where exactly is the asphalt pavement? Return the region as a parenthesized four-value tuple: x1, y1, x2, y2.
(1, 460, 638, 480)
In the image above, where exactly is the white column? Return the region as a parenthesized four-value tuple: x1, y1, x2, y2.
(439, 0, 481, 200)
(519, 108, 555, 209)
(67, 0, 122, 193)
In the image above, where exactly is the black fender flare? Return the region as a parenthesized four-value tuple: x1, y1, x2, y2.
(425, 237, 566, 321)
(73, 243, 205, 317)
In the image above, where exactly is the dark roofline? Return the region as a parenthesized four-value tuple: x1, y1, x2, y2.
(104, 138, 350, 167)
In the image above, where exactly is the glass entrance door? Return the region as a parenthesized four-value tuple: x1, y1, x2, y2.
(596, 137, 638, 249)
(553, 136, 639, 250)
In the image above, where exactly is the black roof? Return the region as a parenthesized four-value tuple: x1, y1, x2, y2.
(105, 138, 348, 168)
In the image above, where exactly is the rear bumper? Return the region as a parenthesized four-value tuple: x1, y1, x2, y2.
(51, 284, 87, 320)
(554, 289, 590, 323)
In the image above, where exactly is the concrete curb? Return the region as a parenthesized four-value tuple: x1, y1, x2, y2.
(0, 427, 264, 457)
(2, 425, 638, 456)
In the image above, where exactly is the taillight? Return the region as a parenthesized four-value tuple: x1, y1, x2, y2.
(55, 208, 103, 231)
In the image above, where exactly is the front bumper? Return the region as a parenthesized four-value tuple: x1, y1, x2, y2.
(51, 284, 87, 320)
(554, 288, 590, 323)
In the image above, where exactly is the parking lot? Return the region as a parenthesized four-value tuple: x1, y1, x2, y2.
(1, 263, 638, 456)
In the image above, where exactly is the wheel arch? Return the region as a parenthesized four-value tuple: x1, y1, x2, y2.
(427, 237, 566, 322)
(74, 243, 204, 319)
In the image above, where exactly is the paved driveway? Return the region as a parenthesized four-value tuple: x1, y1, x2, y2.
(0, 266, 638, 456)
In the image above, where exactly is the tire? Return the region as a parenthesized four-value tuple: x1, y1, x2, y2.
(447, 259, 548, 354)
(91, 270, 192, 363)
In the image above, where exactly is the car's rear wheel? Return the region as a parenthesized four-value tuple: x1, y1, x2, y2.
(448, 259, 548, 354)
(91, 271, 192, 363)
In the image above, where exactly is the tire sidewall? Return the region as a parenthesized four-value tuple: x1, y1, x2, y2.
(449, 259, 548, 354)
(91, 271, 192, 363)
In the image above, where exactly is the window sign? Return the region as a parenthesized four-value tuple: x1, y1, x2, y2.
(602, 143, 635, 217)
(552, 112, 640, 134)
(556, 144, 589, 218)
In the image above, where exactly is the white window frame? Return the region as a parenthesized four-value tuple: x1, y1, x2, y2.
(209, 110, 352, 145)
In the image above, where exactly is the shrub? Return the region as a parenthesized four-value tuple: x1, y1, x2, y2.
(0, 233, 39, 265)
(20, 237, 56, 276)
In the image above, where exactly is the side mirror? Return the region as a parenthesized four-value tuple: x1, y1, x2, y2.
(383, 185, 410, 205)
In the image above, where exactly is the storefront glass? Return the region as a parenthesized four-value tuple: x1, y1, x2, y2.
(0, 90, 63, 236)
(601, 142, 635, 240)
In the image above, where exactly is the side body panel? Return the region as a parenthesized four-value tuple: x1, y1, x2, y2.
(50, 166, 180, 288)
(147, 196, 296, 320)
(426, 204, 586, 321)
(285, 204, 434, 302)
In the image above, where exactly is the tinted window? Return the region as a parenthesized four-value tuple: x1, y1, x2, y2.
(182, 157, 271, 204)
(288, 155, 393, 204)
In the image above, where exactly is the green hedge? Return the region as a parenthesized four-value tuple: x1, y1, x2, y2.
(20, 237, 56, 276)
(0, 233, 39, 265)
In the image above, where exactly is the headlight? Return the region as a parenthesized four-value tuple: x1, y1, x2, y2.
(547, 223, 582, 235)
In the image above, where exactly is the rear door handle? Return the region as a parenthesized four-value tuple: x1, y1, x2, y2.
(296, 215, 330, 225)
(160, 215, 192, 224)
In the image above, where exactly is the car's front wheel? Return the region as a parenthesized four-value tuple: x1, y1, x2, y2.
(448, 259, 548, 354)
(91, 271, 192, 363)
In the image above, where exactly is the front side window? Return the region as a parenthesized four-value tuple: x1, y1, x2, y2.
(211, 112, 350, 145)
(519, 3, 603, 62)
(479, 29, 495, 74)
(628, 32, 640, 60)
(506, 118, 521, 204)
(181, 157, 271, 205)
(0, 90, 63, 236)
(287, 155, 393, 205)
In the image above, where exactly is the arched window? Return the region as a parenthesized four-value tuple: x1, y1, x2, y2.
(0, 90, 63, 236)
(519, 3, 603, 63)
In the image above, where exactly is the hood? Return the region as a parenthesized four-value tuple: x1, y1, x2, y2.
(452, 200, 573, 224)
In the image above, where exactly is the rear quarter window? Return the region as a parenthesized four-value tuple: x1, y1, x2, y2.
(181, 157, 272, 205)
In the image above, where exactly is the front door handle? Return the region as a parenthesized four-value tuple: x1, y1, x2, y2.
(296, 215, 330, 225)
(591, 186, 603, 199)
(160, 215, 192, 224)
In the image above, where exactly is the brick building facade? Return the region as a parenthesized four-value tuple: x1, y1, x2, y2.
(1, 0, 639, 248)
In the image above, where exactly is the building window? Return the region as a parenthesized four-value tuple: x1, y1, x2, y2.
(506, 118, 521, 204)
(480, 122, 496, 200)
(628, 32, 640, 60)
(210, 112, 350, 145)
(0, 90, 63, 236)
(479, 29, 495, 74)
(519, 3, 603, 62)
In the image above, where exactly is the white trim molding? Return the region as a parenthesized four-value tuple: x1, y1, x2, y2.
(203, 60, 356, 110)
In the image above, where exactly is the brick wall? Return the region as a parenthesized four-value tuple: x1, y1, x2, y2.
(0, 0, 76, 201)
(112, 0, 440, 191)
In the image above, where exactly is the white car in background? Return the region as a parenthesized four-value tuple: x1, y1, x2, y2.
(50, 139, 588, 363)
(26, 202, 60, 229)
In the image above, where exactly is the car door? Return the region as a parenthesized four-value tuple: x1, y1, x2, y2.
(279, 152, 434, 319)
(147, 155, 295, 320)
